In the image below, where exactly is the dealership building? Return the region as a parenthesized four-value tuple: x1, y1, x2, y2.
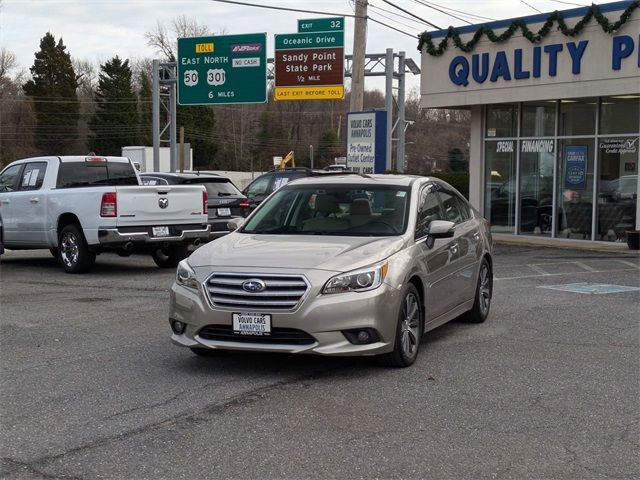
(419, 0, 639, 245)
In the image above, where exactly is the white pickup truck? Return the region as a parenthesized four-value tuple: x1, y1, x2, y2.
(0, 155, 210, 273)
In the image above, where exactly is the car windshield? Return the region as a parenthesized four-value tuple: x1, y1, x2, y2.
(241, 184, 410, 236)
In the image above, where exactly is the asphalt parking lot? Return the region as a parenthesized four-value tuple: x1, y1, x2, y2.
(1, 244, 639, 479)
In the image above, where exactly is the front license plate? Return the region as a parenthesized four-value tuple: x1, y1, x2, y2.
(152, 226, 170, 237)
(217, 207, 231, 217)
(232, 313, 271, 335)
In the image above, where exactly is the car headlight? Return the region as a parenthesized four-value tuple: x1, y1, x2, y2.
(176, 259, 199, 290)
(322, 260, 389, 294)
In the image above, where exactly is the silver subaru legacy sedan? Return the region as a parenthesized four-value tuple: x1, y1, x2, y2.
(169, 174, 493, 367)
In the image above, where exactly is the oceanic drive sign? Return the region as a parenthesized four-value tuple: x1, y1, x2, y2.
(274, 18, 345, 101)
(177, 33, 267, 105)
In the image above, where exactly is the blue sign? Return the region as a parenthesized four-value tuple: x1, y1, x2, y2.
(346, 110, 387, 174)
(564, 145, 588, 189)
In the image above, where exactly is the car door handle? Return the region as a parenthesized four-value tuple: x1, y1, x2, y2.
(30, 197, 40, 203)
(448, 243, 459, 254)
(472, 232, 480, 240)
(0, 199, 9, 205)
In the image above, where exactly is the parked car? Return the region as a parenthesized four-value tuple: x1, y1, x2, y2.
(0, 212, 4, 256)
(243, 167, 352, 208)
(140, 172, 250, 240)
(0, 156, 210, 272)
(169, 174, 493, 368)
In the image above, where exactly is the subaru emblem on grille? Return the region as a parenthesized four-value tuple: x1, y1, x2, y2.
(159, 197, 168, 209)
(242, 279, 266, 293)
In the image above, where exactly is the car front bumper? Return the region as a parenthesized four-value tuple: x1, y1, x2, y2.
(169, 271, 402, 356)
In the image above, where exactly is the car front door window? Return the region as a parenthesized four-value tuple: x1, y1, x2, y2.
(0, 164, 24, 192)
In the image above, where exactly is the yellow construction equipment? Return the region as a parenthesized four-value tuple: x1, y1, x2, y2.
(279, 151, 295, 170)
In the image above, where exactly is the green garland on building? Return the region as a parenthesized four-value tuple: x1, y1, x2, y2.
(417, 1, 640, 55)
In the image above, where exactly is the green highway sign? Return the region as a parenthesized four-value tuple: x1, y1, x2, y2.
(275, 31, 344, 50)
(298, 17, 345, 33)
(177, 33, 267, 105)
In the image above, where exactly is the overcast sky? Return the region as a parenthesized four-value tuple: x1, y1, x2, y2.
(1, 0, 594, 92)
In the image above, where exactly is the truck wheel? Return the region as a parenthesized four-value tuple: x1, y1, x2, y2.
(49, 248, 59, 259)
(58, 225, 96, 273)
(151, 245, 189, 268)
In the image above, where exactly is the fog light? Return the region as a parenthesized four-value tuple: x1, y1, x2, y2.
(171, 320, 186, 335)
(357, 330, 370, 343)
(342, 328, 380, 345)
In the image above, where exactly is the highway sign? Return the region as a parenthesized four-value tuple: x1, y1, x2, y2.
(298, 17, 345, 33)
(274, 31, 344, 101)
(177, 33, 267, 105)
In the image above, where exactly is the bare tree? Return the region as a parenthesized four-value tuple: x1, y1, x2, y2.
(145, 15, 213, 61)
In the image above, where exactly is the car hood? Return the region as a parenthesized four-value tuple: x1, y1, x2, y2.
(188, 233, 407, 272)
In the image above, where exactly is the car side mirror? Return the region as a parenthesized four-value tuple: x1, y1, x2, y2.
(428, 220, 455, 239)
(227, 218, 244, 232)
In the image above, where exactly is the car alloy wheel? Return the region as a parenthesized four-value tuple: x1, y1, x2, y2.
(60, 231, 79, 268)
(478, 262, 492, 317)
(400, 291, 421, 359)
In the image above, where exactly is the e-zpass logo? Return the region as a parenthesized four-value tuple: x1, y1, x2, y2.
(231, 43, 262, 53)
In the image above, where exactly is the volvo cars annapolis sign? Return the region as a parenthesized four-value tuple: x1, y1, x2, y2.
(419, 3, 639, 107)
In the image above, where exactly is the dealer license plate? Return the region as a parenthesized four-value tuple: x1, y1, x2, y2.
(232, 313, 271, 335)
(152, 226, 170, 237)
(217, 207, 231, 217)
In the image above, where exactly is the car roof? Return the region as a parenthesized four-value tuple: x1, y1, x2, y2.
(287, 174, 424, 188)
(140, 171, 226, 180)
(59, 156, 132, 163)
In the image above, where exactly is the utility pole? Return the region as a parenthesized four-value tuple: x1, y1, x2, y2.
(350, 0, 367, 112)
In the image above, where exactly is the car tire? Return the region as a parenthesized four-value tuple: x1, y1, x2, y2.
(49, 248, 59, 259)
(463, 257, 493, 323)
(151, 245, 189, 268)
(380, 283, 423, 368)
(58, 224, 96, 273)
(190, 347, 227, 357)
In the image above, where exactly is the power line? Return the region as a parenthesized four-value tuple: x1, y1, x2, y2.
(369, 3, 431, 27)
(546, 0, 589, 6)
(209, 0, 362, 18)
(369, 5, 427, 30)
(381, 0, 441, 29)
(368, 15, 420, 38)
(408, 0, 472, 25)
(415, 1, 496, 22)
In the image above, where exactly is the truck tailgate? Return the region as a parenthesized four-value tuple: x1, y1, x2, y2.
(115, 185, 207, 226)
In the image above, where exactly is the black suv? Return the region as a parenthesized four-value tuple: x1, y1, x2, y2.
(140, 172, 249, 240)
(243, 167, 351, 207)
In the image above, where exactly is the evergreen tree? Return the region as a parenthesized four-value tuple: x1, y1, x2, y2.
(318, 128, 341, 167)
(23, 32, 79, 154)
(88, 56, 139, 155)
(178, 105, 217, 169)
(137, 71, 152, 146)
(448, 147, 467, 172)
(253, 111, 288, 170)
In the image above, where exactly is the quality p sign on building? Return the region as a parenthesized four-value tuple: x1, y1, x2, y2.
(274, 17, 345, 101)
(177, 33, 267, 105)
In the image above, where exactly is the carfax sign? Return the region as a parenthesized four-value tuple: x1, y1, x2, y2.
(177, 33, 267, 105)
(346, 111, 387, 174)
(564, 145, 588, 189)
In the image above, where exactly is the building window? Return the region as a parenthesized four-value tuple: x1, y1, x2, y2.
(486, 104, 518, 138)
(559, 98, 597, 136)
(519, 142, 555, 235)
(556, 139, 594, 239)
(597, 136, 638, 241)
(484, 140, 516, 234)
(599, 96, 640, 135)
(521, 101, 555, 137)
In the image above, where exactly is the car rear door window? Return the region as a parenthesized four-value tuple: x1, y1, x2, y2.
(438, 190, 469, 224)
(19, 162, 48, 191)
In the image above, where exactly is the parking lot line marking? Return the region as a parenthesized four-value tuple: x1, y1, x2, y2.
(494, 267, 639, 281)
(616, 260, 640, 270)
(573, 261, 598, 272)
(528, 264, 550, 275)
(539, 282, 640, 295)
